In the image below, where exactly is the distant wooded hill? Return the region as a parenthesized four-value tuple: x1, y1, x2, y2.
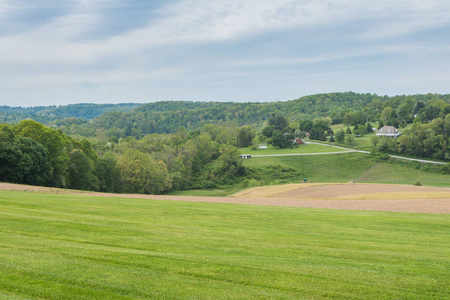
(2, 92, 449, 138)
(0, 103, 142, 124)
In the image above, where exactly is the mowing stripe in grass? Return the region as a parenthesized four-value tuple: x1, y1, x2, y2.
(0, 191, 448, 299)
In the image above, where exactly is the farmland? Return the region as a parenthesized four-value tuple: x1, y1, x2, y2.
(239, 143, 348, 155)
(0, 190, 449, 299)
(241, 151, 450, 187)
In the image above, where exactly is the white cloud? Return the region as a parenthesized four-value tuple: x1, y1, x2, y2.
(0, 0, 449, 105)
(117, 0, 450, 45)
(1, 0, 450, 66)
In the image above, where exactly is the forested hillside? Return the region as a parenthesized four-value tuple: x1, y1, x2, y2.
(0, 120, 246, 194)
(0, 103, 142, 124)
(51, 92, 448, 139)
(1, 92, 449, 195)
(4, 93, 450, 139)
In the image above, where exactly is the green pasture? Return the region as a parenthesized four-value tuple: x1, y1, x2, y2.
(243, 153, 450, 187)
(357, 162, 450, 187)
(164, 189, 234, 197)
(0, 191, 449, 299)
(244, 152, 373, 183)
(352, 132, 376, 148)
(239, 143, 346, 155)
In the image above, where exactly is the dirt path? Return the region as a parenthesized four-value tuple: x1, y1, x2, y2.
(1, 182, 449, 214)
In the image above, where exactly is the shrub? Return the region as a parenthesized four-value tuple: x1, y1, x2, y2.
(367, 150, 390, 161)
(203, 180, 217, 189)
(248, 178, 260, 188)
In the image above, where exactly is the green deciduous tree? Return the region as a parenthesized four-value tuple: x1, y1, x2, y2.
(299, 119, 313, 132)
(268, 114, 288, 130)
(118, 149, 172, 194)
(335, 129, 345, 143)
(345, 135, 355, 145)
(214, 146, 245, 180)
(371, 135, 380, 148)
(396, 103, 411, 125)
(262, 125, 275, 138)
(381, 107, 396, 126)
(236, 125, 256, 148)
(15, 119, 71, 187)
(1, 124, 52, 185)
(18, 137, 52, 186)
(68, 149, 98, 191)
(95, 153, 121, 193)
(269, 131, 291, 148)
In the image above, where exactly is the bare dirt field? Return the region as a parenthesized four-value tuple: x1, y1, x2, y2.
(1, 182, 449, 214)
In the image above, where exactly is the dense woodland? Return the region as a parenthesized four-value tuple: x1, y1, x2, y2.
(1, 92, 449, 194)
(0, 120, 250, 193)
(0, 103, 141, 124)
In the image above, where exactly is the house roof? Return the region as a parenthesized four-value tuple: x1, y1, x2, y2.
(377, 126, 400, 134)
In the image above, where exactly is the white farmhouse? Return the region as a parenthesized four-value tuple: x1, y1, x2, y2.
(376, 126, 401, 138)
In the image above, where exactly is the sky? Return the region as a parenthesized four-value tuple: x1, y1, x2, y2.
(1, 0, 450, 107)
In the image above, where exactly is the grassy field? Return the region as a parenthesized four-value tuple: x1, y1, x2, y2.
(244, 153, 374, 183)
(352, 132, 376, 148)
(239, 143, 346, 155)
(164, 188, 234, 197)
(242, 152, 450, 187)
(357, 162, 450, 187)
(0, 191, 449, 299)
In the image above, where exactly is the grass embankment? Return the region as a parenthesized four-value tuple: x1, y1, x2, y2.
(0, 191, 449, 299)
(357, 162, 450, 187)
(243, 152, 450, 187)
(244, 152, 373, 183)
(171, 152, 450, 196)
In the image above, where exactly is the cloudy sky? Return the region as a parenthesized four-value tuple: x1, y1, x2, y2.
(1, 0, 450, 106)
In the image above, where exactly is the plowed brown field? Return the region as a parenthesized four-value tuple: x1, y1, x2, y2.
(1, 182, 449, 214)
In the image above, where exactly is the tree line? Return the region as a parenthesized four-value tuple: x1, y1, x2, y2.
(0, 103, 141, 124)
(0, 120, 247, 194)
(1, 92, 450, 194)
(328, 95, 450, 160)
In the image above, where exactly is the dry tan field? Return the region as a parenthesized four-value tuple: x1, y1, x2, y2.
(1, 182, 449, 214)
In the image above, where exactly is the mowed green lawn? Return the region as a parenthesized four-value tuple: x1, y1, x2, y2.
(1, 192, 449, 299)
(239, 143, 347, 155)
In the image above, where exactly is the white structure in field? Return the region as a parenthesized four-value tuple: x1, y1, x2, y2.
(376, 126, 401, 138)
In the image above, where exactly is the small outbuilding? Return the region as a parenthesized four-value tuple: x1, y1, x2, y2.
(293, 138, 304, 144)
